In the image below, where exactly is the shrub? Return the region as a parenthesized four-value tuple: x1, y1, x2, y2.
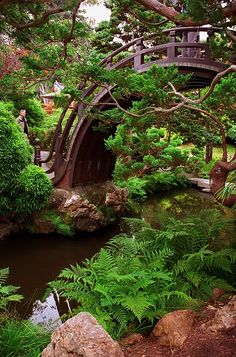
(117, 169, 188, 201)
(14, 165, 52, 215)
(227, 124, 236, 142)
(0, 102, 52, 216)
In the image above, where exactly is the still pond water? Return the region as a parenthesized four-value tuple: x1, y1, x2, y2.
(0, 188, 234, 320)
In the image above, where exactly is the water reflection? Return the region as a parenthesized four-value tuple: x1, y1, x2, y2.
(141, 188, 234, 227)
(0, 225, 119, 318)
(29, 293, 62, 331)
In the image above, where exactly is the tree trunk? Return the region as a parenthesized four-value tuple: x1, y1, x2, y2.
(210, 160, 236, 207)
(205, 142, 213, 163)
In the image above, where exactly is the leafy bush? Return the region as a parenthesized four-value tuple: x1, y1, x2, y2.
(0, 102, 52, 216)
(48, 211, 236, 339)
(0, 268, 23, 311)
(14, 165, 52, 215)
(227, 124, 236, 142)
(0, 319, 50, 357)
(117, 169, 188, 201)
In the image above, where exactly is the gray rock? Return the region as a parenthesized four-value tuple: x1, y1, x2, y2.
(200, 295, 236, 332)
(42, 312, 124, 357)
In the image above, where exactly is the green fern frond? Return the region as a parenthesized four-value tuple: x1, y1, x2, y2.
(130, 277, 155, 294)
(185, 271, 202, 287)
(112, 305, 131, 328)
(135, 228, 157, 242)
(121, 217, 151, 234)
(173, 260, 188, 275)
(0, 268, 23, 311)
(161, 290, 193, 303)
(0, 268, 9, 283)
(184, 245, 213, 265)
(197, 275, 235, 298)
(205, 255, 233, 273)
(94, 284, 113, 307)
(150, 271, 173, 283)
(92, 249, 116, 272)
(116, 294, 153, 321)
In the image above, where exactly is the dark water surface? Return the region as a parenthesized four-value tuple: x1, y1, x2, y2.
(0, 225, 119, 317)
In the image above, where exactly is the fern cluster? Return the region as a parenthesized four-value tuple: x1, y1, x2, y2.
(48, 210, 236, 339)
(0, 268, 23, 311)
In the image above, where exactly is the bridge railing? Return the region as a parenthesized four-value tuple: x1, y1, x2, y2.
(41, 27, 223, 182)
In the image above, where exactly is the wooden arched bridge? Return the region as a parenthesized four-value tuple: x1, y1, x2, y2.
(39, 26, 227, 189)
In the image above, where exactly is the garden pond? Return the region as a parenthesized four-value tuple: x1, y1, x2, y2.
(0, 188, 235, 324)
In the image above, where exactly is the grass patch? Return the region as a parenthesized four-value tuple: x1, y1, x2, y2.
(0, 319, 50, 357)
(180, 143, 235, 160)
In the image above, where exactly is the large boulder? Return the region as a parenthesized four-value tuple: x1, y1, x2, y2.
(61, 193, 106, 232)
(105, 187, 128, 213)
(50, 182, 128, 232)
(42, 312, 125, 357)
(152, 310, 196, 347)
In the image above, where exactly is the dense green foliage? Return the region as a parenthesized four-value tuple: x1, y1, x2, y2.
(0, 319, 50, 357)
(0, 1, 92, 100)
(0, 268, 23, 311)
(0, 102, 52, 216)
(116, 167, 188, 200)
(40, 210, 75, 237)
(48, 210, 236, 339)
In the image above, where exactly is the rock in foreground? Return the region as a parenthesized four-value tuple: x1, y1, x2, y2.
(152, 309, 196, 347)
(42, 312, 124, 357)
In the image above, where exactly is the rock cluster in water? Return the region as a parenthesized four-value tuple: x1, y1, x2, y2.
(0, 181, 128, 238)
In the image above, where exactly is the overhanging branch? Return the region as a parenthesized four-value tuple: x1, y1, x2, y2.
(168, 65, 236, 105)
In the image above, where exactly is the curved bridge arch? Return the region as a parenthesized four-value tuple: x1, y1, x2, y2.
(42, 26, 227, 189)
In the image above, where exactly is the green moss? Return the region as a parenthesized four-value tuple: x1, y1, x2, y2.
(41, 210, 75, 236)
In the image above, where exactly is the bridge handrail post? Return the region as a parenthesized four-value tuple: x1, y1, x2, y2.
(167, 30, 176, 60)
(134, 38, 144, 69)
(205, 28, 214, 60)
(106, 56, 113, 68)
(34, 138, 42, 167)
